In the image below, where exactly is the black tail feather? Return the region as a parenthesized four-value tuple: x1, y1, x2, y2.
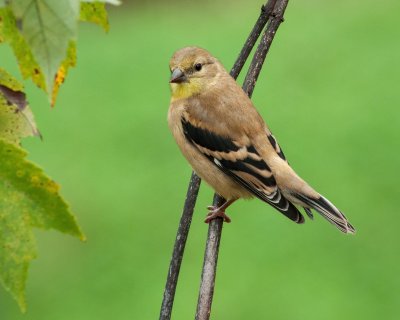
(259, 190, 305, 224)
(283, 201, 305, 224)
(303, 207, 314, 220)
(293, 193, 355, 234)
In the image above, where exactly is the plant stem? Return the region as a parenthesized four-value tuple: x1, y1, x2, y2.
(159, 1, 289, 319)
(243, 0, 289, 96)
(159, 3, 276, 319)
(195, 1, 289, 319)
(160, 172, 201, 320)
(230, 0, 277, 79)
(194, 195, 224, 320)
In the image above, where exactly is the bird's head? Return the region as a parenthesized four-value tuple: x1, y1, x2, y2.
(169, 47, 221, 100)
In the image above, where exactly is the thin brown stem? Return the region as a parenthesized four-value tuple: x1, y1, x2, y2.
(230, 0, 278, 79)
(159, 3, 277, 319)
(159, 172, 200, 320)
(195, 1, 290, 319)
(243, 0, 289, 97)
(195, 195, 225, 320)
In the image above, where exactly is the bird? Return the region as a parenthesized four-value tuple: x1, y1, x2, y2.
(167, 46, 355, 234)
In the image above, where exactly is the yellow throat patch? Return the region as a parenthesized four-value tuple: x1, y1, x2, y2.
(170, 80, 201, 100)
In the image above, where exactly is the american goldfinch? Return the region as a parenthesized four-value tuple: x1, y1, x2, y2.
(168, 46, 355, 234)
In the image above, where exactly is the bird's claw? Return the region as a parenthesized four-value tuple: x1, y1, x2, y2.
(205, 205, 231, 223)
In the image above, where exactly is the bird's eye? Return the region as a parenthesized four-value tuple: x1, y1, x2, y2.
(194, 63, 202, 71)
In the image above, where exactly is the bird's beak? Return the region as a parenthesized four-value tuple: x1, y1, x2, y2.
(170, 68, 187, 84)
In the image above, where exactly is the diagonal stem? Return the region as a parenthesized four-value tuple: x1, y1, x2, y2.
(159, 4, 276, 319)
(243, 0, 289, 96)
(159, 172, 201, 320)
(195, 1, 289, 320)
(159, 1, 289, 320)
(230, 0, 277, 79)
(194, 194, 225, 320)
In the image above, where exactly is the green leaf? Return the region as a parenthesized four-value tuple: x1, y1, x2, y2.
(0, 68, 40, 144)
(0, 7, 78, 106)
(1, 2, 117, 106)
(10, 0, 80, 95)
(0, 7, 46, 90)
(0, 139, 85, 311)
(80, 2, 109, 32)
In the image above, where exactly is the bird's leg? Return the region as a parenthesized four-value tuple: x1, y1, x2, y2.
(205, 199, 237, 223)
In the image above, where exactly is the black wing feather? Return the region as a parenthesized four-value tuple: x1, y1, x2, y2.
(182, 117, 304, 224)
(182, 118, 239, 152)
(267, 133, 287, 161)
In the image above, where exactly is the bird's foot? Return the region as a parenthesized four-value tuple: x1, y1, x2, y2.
(205, 205, 231, 223)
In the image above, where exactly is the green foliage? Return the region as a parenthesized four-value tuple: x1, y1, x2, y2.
(0, 1, 113, 104)
(0, 139, 85, 311)
(10, 0, 79, 97)
(0, 7, 46, 91)
(0, 0, 118, 312)
(0, 67, 84, 311)
(80, 2, 110, 32)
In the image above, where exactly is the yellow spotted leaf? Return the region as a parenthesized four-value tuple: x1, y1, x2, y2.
(0, 7, 46, 90)
(0, 139, 85, 311)
(10, 0, 80, 97)
(80, 2, 109, 32)
(1, 2, 119, 106)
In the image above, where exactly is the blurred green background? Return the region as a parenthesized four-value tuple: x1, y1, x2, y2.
(1, 0, 400, 319)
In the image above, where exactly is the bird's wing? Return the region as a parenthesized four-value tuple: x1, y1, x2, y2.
(266, 130, 287, 161)
(181, 117, 304, 223)
(265, 129, 311, 217)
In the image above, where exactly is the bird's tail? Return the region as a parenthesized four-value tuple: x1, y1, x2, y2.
(293, 193, 355, 234)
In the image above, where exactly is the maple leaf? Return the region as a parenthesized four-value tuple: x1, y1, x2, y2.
(0, 140, 85, 311)
(0, 1, 118, 106)
(0, 68, 84, 311)
(11, 0, 80, 96)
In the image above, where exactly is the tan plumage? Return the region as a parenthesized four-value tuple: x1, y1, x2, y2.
(168, 46, 355, 234)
